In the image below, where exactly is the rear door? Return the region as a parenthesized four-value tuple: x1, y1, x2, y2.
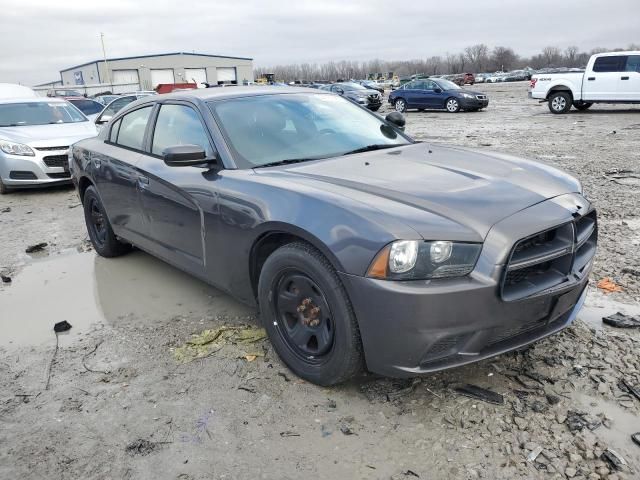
(136, 101, 216, 274)
(93, 104, 154, 245)
(583, 55, 627, 101)
(619, 55, 640, 101)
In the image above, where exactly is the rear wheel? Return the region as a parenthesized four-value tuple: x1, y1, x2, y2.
(548, 91, 572, 114)
(258, 242, 363, 386)
(83, 186, 130, 257)
(445, 97, 460, 113)
(573, 101, 593, 111)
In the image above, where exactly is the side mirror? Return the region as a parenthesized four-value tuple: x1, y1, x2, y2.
(434, 88, 442, 93)
(95, 114, 112, 125)
(335, 87, 344, 95)
(385, 112, 405, 130)
(163, 144, 213, 167)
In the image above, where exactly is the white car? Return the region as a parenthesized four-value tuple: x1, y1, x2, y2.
(0, 83, 37, 99)
(0, 97, 97, 193)
(529, 51, 640, 113)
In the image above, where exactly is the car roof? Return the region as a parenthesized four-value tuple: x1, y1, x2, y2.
(135, 86, 327, 104)
(0, 96, 68, 105)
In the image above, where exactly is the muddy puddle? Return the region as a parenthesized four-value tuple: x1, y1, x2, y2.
(0, 250, 253, 349)
(578, 291, 640, 332)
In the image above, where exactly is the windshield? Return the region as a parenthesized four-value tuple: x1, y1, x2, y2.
(340, 83, 366, 91)
(210, 93, 411, 168)
(69, 99, 103, 115)
(435, 79, 461, 90)
(0, 101, 87, 127)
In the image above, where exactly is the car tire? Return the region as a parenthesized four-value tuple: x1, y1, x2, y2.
(573, 101, 593, 111)
(548, 91, 572, 114)
(369, 106, 380, 112)
(445, 97, 461, 113)
(0, 178, 9, 195)
(83, 186, 130, 257)
(394, 98, 407, 113)
(258, 242, 364, 386)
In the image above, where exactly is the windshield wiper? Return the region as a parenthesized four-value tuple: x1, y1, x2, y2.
(341, 144, 402, 156)
(253, 158, 320, 169)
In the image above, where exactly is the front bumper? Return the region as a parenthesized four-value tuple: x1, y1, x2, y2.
(340, 194, 595, 377)
(459, 97, 489, 109)
(0, 150, 71, 188)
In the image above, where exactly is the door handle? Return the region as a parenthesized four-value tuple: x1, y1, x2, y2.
(621, 76, 629, 80)
(587, 77, 595, 81)
(137, 175, 149, 189)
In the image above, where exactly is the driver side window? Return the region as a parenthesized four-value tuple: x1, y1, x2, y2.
(151, 104, 212, 157)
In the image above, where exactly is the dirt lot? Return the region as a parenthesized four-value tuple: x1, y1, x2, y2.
(1, 82, 640, 480)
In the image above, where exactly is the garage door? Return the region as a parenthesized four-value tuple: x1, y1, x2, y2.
(151, 69, 175, 88)
(112, 69, 139, 85)
(184, 68, 207, 88)
(216, 67, 237, 84)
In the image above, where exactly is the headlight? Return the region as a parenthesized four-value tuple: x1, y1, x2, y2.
(461, 93, 475, 99)
(0, 140, 35, 156)
(367, 240, 482, 280)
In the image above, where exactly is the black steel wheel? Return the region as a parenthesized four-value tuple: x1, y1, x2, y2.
(83, 186, 130, 257)
(258, 242, 363, 385)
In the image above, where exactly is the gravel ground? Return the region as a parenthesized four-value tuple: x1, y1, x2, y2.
(1, 82, 639, 479)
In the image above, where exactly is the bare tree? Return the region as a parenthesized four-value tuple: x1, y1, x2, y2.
(564, 46, 579, 67)
(542, 46, 562, 66)
(464, 44, 489, 72)
(489, 46, 518, 72)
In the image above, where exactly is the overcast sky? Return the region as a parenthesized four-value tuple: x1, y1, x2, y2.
(2, 0, 638, 85)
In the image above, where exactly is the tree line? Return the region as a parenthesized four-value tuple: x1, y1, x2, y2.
(254, 44, 640, 82)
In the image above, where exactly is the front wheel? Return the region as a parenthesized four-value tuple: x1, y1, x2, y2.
(548, 91, 572, 114)
(83, 186, 130, 257)
(573, 101, 593, 111)
(445, 97, 460, 113)
(394, 98, 407, 113)
(258, 242, 363, 386)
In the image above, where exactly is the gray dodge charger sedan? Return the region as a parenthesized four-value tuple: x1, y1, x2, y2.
(70, 87, 597, 385)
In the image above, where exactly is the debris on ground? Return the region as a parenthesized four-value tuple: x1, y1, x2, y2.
(1, 274, 11, 283)
(620, 379, 640, 402)
(53, 320, 72, 333)
(25, 242, 48, 253)
(1, 207, 10, 213)
(602, 312, 640, 328)
(454, 384, 504, 405)
(596, 277, 623, 293)
(526, 445, 543, 462)
(565, 410, 601, 433)
(601, 448, 627, 471)
(125, 439, 168, 456)
(172, 325, 266, 363)
(339, 424, 355, 436)
(279, 431, 300, 437)
(632, 433, 640, 447)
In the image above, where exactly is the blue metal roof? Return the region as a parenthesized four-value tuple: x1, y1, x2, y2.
(60, 52, 253, 73)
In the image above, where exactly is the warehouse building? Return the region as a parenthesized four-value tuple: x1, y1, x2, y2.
(58, 52, 253, 92)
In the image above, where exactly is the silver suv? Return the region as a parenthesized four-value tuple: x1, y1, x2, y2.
(0, 97, 97, 193)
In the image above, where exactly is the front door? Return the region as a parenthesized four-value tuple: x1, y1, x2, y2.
(136, 102, 216, 274)
(583, 55, 626, 101)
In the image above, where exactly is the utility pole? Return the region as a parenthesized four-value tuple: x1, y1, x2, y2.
(100, 32, 112, 87)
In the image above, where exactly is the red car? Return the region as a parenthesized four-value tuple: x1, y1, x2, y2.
(452, 73, 475, 86)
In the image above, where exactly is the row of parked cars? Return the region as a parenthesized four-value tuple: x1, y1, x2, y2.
(0, 85, 159, 193)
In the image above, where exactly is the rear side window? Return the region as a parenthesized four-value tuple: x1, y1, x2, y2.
(593, 55, 626, 72)
(116, 106, 152, 150)
(103, 96, 136, 118)
(151, 104, 211, 156)
(625, 55, 640, 72)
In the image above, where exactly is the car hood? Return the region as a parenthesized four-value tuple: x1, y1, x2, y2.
(255, 143, 581, 241)
(348, 89, 380, 97)
(452, 88, 485, 96)
(0, 121, 97, 147)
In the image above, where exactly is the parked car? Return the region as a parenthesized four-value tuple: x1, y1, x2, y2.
(93, 95, 139, 131)
(70, 86, 595, 385)
(389, 78, 489, 113)
(354, 80, 384, 95)
(46, 88, 83, 97)
(452, 73, 475, 86)
(0, 97, 97, 193)
(94, 94, 121, 105)
(0, 83, 37, 99)
(529, 51, 640, 113)
(66, 98, 105, 121)
(320, 82, 382, 111)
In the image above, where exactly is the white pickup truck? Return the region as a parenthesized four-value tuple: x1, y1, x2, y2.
(529, 51, 640, 113)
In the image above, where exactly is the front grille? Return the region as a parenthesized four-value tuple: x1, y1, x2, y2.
(43, 154, 68, 168)
(35, 146, 69, 151)
(46, 172, 71, 179)
(501, 210, 597, 301)
(476, 95, 487, 100)
(9, 171, 37, 180)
